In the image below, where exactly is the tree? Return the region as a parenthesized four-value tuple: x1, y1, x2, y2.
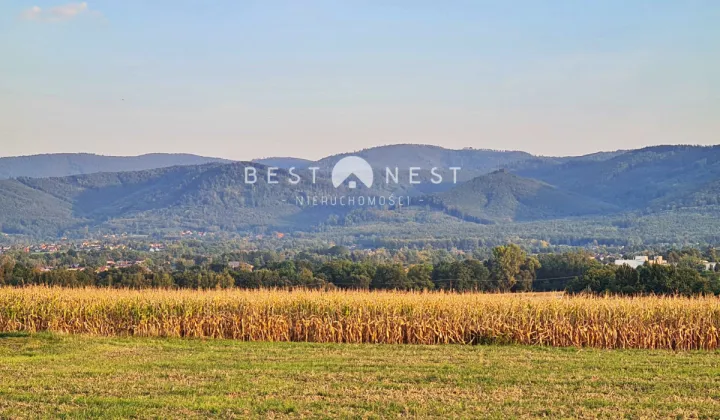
(217, 272, 234, 289)
(566, 266, 616, 293)
(615, 264, 641, 294)
(535, 251, 600, 291)
(515, 255, 541, 292)
(705, 246, 717, 262)
(372, 264, 408, 290)
(462, 259, 490, 292)
(0, 256, 15, 286)
(326, 245, 350, 257)
(668, 267, 708, 295)
(489, 244, 528, 292)
(638, 264, 672, 294)
(432, 261, 455, 290)
(407, 264, 434, 290)
(152, 272, 174, 288)
(347, 273, 372, 289)
(297, 267, 316, 286)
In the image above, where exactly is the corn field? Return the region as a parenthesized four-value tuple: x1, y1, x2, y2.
(1, 286, 720, 350)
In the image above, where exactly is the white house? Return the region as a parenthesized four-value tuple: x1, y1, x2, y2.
(614, 256, 650, 269)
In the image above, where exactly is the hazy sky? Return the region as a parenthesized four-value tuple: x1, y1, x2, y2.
(1, 1, 718, 160)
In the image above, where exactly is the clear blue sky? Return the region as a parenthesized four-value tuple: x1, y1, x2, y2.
(1, 1, 718, 160)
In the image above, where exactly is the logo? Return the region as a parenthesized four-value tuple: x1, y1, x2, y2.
(241, 155, 461, 208)
(331, 156, 373, 189)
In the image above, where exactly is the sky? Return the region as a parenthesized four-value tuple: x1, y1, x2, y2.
(0, 1, 718, 160)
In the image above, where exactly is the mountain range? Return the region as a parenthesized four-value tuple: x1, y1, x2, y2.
(1, 144, 719, 246)
(0, 153, 233, 179)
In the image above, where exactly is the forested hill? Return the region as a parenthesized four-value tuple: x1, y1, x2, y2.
(424, 170, 618, 223)
(0, 162, 380, 237)
(0, 153, 231, 179)
(0, 144, 719, 243)
(512, 145, 720, 209)
(315, 144, 534, 173)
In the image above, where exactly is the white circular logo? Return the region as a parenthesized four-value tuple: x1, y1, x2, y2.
(331, 156, 373, 189)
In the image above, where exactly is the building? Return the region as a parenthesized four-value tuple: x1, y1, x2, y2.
(228, 261, 254, 271)
(652, 256, 667, 265)
(614, 256, 667, 269)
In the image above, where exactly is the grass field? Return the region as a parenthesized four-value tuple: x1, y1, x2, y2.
(0, 333, 719, 418)
(3, 287, 720, 349)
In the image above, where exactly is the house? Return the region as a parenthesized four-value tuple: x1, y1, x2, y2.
(149, 243, 165, 252)
(614, 255, 667, 269)
(228, 261, 254, 271)
(652, 256, 667, 265)
(614, 256, 648, 269)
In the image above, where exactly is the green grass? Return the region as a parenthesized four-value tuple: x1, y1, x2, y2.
(1, 333, 720, 418)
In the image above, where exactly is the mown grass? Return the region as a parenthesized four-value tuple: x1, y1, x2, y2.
(1, 333, 720, 418)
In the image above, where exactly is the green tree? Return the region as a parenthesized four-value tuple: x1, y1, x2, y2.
(515, 255, 541, 292)
(298, 267, 316, 286)
(407, 264, 434, 290)
(615, 264, 641, 294)
(489, 244, 528, 292)
(566, 266, 617, 293)
(0, 256, 15, 285)
(535, 251, 600, 291)
(372, 263, 408, 290)
(462, 259, 490, 292)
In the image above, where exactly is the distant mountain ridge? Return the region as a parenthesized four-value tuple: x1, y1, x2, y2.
(315, 144, 533, 174)
(512, 145, 720, 209)
(0, 153, 232, 179)
(252, 157, 313, 169)
(0, 145, 534, 181)
(1, 144, 719, 243)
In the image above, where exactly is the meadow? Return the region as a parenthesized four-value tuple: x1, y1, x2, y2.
(1, 333, 720, 418)
(2, 287, 720, 350)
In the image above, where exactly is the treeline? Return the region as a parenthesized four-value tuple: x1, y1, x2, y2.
(0, 245, 539, 292)
(567, 264, 720, 295)
(2, 247, 719, 295)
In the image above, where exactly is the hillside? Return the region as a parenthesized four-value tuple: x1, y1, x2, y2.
(0, 153, 231, 179)
(258, 145, 539, 196)
(0, 179, 77, 236)
(12, 163, 321, 232)
(1, 144, 719, 244)
(424, 170, 617, 223)
(2, 162, 390, 236)
(513, 145, 720, 209)
(316, 144, 533, 176)
(650, 179, 720, 210)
